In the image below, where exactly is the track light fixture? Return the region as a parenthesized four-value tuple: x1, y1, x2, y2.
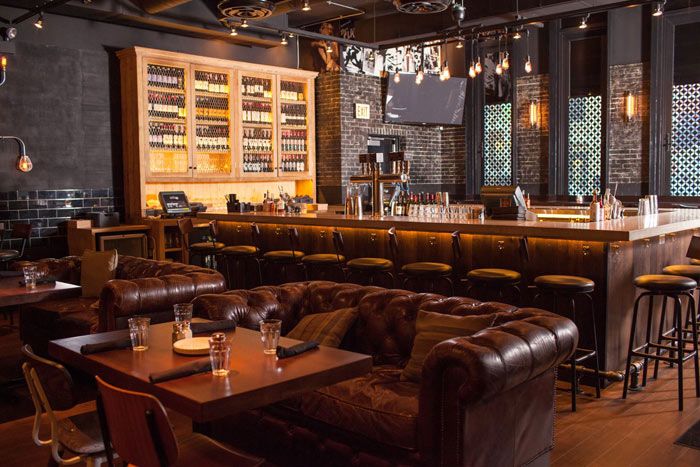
(579, 14, 589, 29)
(652, 1, 665, 16)
(302, 0, 311, 11)
(325, 43, 333, 53)
(456, 37, 463, 49)
(230, 27, 238, 36)
(241, 19, 249, 28)
(0, 26, 17, 41)
(0, 136, 33, 173)
(513, 30, 522, 40)
(280, 34, 288, 45)
(34, 13, 44, 29)
(524, 29, 533, 74)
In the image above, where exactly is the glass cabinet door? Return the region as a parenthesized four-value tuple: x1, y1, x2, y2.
(278, 78, 311, 177)
(238, 72, 276, 178)
(144, 59, 191, 179)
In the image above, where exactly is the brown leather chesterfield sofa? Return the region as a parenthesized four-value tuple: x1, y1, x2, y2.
(193, 281, 578, 467)
(16, 255, 225, 355)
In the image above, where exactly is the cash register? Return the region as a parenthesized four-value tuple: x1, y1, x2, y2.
(155, 191, 206, 218)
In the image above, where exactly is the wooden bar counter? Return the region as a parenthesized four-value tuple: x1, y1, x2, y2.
(199, 209, 700, 380)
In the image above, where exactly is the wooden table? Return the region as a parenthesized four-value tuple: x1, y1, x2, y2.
(49, 323, 372, 423)
(0, 277, 81, 307)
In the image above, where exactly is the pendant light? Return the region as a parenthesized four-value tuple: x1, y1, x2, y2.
(415, 46, 424, 84)
(0, 56, 6, 88)
(34, 13, 44, 29)
(475, 36, 482, 74)
(456, 37, 464, 49)
(502, 51, 510, 70)
(495, 34, 503, 76)
(439, 42, 450, 81)
(468, 39, 477, 78)
(326, 43, 333, 53)
(524, 29, 533, 74)
(512, 0, 522, 39)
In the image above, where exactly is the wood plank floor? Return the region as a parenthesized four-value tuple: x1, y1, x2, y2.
(1, 318, 700, 466)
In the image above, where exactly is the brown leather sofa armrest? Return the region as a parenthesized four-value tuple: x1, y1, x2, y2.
(417, 314, 578, 466)
(98, 272, 226, 332)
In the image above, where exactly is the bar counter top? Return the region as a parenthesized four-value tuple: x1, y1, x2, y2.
(199, 209, 700, 242)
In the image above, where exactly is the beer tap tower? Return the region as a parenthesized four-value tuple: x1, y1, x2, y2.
(348, 152, 410, 216)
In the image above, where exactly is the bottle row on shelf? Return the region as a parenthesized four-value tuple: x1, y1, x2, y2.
(280, 154, 306, 173)
(280, 103, 307, 126)
(147, 65, 185, 90)
(242, 101, 273, 124)
(148, 92, 186, 120)
(280, 130, 307, 152)
(195, 125, 229, 151)
(242, 128, 273, 153)
(148, 122, 187, 150)
(242, 154, 274, 173)
(241, 76, 272, 99)
(194, 71, 229, 94)
(280, 81, 305, 101)
(195, 96, 229, 122)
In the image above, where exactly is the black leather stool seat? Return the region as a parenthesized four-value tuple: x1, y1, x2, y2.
(692, 259, 700, 266)
(663, 265, 700, 282)
(302, 253, 345, 264)
(634, 274, 697, 292)
(534, 275, 595, 293)
(190, 241, 225, 251)
(263, 250, 305, 262)
(402, 262, 452, 275)
(0, 250, 19, 261)
(220, 245, 259, 256)
(467, 268, 521, 283)
(346, 258, 393, 271)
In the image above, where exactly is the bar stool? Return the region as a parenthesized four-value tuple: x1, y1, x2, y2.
(466, 268, 522, 304)
(534, 275, 601, 412)
(346, 228, 396, 287)
(622, 274, 700, 411)
(218, 223, 263, 289)
(262, 226, 305, 284)
(178, 218, 223, 267)
(397, 231, 461, 295)
(302, 229, 346, 282)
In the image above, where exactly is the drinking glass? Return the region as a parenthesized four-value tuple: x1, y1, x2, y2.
(209, 332, 231, 376)
(174, 303, 193, 324)
(128, 316, 151, 351)
(23, 265, 37, 289)
(260, 319, 282, 355)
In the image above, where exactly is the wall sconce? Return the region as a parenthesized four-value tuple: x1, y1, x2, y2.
(529, 100, 540, 129)
(0, 56, 6, 88)
(624, 91, 639, 122)
(0, 136, 33, 172)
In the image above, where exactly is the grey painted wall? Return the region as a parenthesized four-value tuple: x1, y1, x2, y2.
(0, 6, 296, 193)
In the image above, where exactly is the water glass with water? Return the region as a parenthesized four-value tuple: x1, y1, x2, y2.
(23, 265, 37, 289)
(260, 319, 282, 355)
(209, 332, 231, 376)
(128, 316, 151, 351)
(174, 303, 193, 324)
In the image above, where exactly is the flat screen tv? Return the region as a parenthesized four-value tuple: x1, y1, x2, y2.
(385, 74, 466, 125)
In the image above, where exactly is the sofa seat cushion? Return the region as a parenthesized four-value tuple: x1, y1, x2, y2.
(299, 366, 419, 451)
(25, 297, 99, 336)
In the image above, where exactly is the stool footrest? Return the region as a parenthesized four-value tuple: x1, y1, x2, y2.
(573, 348, 597, 364)
(660, 330, 699, 345)
(631, 348, 697, 364)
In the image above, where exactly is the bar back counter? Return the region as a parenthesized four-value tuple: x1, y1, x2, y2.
(199, 209, 700, 379)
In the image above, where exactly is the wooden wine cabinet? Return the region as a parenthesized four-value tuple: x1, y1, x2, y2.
(117, 47, 317, 223)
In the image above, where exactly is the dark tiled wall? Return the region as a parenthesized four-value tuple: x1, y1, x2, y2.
(0, 188, 120, 259)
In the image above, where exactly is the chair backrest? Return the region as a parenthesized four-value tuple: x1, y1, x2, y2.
(387, 227, 399, 267)
(96, 376, 179, 467)
(251, 223, 261, 250)
(451, 231, 462, 267)
(332, 230, 345, 262)
(288, 227, 300, 256)
(687, 235, 700, 260)
(21, 345, 79, 457)
(177, 217, 193, 237)
(208, 220, 219, 241)
(2, 223, 31, 256)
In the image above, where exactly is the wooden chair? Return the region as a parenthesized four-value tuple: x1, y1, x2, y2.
(95, 376, 263, 467)
(21, 345, 107, 467)
(177, 218, 223, 267)
(0, 222, 31, 269)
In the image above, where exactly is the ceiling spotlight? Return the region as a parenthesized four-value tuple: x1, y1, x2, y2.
(415, 69, 424, 84)
(302, 0, 311, 11)
(281, 34, 288, 45)
(288, 32, 295, 38)
(34, 13, 44, 29)
(230, 27, 238, 36)
(456, 38, 464, 49)
(513, 30, 522, 40)
(326, 43, 333, 53)
(652, 1, 664, 16)
(0, 26, 17, 41)
(241, 19, 249, 28)
(524, 55, 532, 74)
(579, 14, 589, 29)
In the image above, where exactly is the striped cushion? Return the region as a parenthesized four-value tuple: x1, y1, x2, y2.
(401, 310, 496, 383)
(287, 308, 358, 348)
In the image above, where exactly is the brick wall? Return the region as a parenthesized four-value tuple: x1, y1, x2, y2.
(315, 72, 466, 203)
(608, 63, 649, 195)
(516, 74, 550, 195)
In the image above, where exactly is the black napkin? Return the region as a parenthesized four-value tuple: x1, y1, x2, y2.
(0, 270, 23, 278)
(276, 341, 319, 359)
(80, 337, 132, 355)
(149, 358, 212, 383)
(190, 320, 237, 335)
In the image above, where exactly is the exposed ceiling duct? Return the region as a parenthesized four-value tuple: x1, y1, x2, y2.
(392, 0, 451, 14)
(216, 0, 276, 19)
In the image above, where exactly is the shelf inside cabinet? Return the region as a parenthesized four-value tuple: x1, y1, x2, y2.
(147, 86, 185, 94)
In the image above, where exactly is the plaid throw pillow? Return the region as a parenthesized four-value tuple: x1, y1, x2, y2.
(287, 307, 358, 348)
